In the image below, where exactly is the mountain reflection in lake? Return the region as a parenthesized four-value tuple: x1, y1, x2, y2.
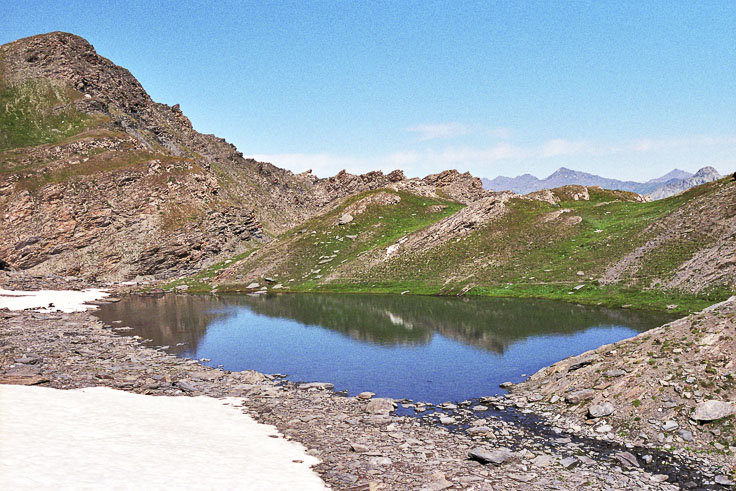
(94, 293, 674, 403)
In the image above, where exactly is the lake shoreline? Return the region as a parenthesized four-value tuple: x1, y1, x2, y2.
(0, 274, 732, 488)
(169, 279, 725, 316)
(92, 291, 674, 404)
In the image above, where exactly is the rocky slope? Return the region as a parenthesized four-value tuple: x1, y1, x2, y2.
(600, 175, 736, 293)
(513, 296, 736, 459)
(211, 172, 501, 289)
(482, 166, 722, 199)
(0, 32, 435, 280)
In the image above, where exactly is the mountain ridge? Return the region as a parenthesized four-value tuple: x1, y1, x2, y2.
(481, 166, 723, 199)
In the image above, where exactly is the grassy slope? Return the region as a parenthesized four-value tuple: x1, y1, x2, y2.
(0, 54, 100, 152)
(176, 181, 735, 314)
(165, 190, 463, 292)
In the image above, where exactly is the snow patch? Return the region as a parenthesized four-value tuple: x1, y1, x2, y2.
(0, 385, 325, 490)
(0, 288, 108, 312)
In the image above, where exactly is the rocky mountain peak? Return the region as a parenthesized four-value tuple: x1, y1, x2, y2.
(646, 166, 722, 200)
(646, 168, 693, 184)
(3, 31, 154, 116)
(693, 166, 720, 178)
(552, 166, 574, 174)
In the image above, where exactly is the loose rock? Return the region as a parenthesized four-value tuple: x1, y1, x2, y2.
(587, 402, 615, 418)
(468, 447, 517, 466)
(692, 400, 735, 422)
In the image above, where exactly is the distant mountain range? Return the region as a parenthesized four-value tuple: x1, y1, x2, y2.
(482, 167, 722, 199)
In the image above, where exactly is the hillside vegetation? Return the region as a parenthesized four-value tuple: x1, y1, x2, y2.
(186, 178, 736, 313)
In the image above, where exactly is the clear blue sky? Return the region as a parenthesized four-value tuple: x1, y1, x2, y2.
(3, 1, 735, 179)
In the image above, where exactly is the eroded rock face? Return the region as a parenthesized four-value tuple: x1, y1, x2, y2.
(1, 33, 424, 279)
(0, 136, 262, 280)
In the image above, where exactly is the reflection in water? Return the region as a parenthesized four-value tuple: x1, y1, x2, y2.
(233, 293, 670, 353)
(95, 293, 675, 403)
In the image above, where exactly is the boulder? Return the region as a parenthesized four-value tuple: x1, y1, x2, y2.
(565, 389, 595, 404)
(692, 400, 736, 422)
(466, 426, 492, 435)
(338, 213, 354, 225)
(238, 370, 266, 384)
(424, 471, 452, 491)
(567, 355, 598, 372)
(662, 420, 678, 432)
(364, 398, 396, 415)
(298, 382, 334, 390)
(614, 451, 640, 468)
(716, 475, 734, 486)
(468, 447, 517, 465)
(175, 380, 196, 393)
(349, 442, 369, 453)
(587, 402, 615, 418)
(604, 369, 626, 378)
(531, 454, 554, 467)
(368, 457, 392, 467)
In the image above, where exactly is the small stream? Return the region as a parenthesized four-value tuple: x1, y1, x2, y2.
(427, 401, 721, 489)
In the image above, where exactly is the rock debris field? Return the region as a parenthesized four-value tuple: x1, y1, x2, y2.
(0, 278, 734, 489)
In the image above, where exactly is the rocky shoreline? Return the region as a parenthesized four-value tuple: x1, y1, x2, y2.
(1, 276, 733, 489)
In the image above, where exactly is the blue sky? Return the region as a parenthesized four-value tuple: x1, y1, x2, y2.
(3, 1, 735, 179)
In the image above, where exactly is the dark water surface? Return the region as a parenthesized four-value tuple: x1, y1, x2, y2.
(94, 293, 674, 403)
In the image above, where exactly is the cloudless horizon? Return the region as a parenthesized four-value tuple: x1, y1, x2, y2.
(2, 1, 735, 180)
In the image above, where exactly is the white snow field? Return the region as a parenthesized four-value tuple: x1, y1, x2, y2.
(0, 385, 325, 490)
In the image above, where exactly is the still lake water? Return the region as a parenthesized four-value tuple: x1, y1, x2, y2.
(94, 293, 674, 403)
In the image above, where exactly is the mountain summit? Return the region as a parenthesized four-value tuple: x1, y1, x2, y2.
(647, 166, 722, 200)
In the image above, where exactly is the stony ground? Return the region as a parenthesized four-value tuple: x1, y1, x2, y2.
(1, 274, 734, 489)
(512, 297, 736, 460)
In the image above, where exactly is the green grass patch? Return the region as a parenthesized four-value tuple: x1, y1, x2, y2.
(0, 78, 98, 151)
(10, 150, 189, 192)
(221, 189, 463, 289)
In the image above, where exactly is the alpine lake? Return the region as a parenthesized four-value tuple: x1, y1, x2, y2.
(94, 293, 674, 406)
